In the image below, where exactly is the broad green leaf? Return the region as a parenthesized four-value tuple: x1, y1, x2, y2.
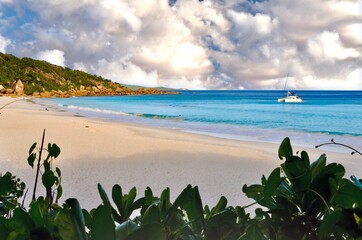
(43, 160, 51, 172)
(123, 223, 166, 240)
(171, 185, 205, 234)
(124, 187, 137, 215)
(310, 154, 326, 180)
(98, 183, 111, 207)
(112, 184, 123, 215)
(239, 223, 267, 240)
(56, 185, 63, 201)
(56, 167, 62, 177)
(42, 170, 56, 189)
(285, 156, 312, 191)
(66, 198, 88, 240)
(27, 153, 36, 168)
(333, 179, 362, 208)
(49, 143, 61, 158)
(263, 168, 283, 204)
(55, 208, 77, 240)
(159, 188, 171, 212)
(318, 210, 344, 238)
(300, 151, 310, 168)
(29, 201, 44, 227)
(29, 142, 37, 155)
(142, 204, 160, 226)
(208, 196, 227, 219)
(90, 204, 115, 240)
(242, 184, 264, 202)
(82, 209, 93, 229)
(278, 137, 293, 160)
(9, 208, 34, 238)
(115, 221, 139, 240)
(144, 187, 154, 206)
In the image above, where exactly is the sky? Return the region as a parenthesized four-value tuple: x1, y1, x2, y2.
(0, 0, 361, 90)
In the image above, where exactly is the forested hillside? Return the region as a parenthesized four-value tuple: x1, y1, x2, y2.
(0, 52, 175, 97)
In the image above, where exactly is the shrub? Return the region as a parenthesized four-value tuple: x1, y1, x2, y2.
(0, 136, 362, 239)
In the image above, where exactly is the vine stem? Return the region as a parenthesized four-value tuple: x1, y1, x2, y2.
(315, 139, 362, 156)
(0, 99, 25, 112)
(32, 129, 46, 201)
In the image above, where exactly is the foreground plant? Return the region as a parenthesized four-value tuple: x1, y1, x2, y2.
(1, 136, 362, 239)
(243, 138, 362, 239)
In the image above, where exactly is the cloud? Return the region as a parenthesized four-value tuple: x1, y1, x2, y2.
(35, 49, 66, 67)
(1, 0, 361, 89)
(306, 31, 360, 63)
(0, 34, 11, 53)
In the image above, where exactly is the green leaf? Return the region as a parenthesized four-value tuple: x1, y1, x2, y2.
(208, 196, 227, 219)
(48, 143, 61, 158)
(98, 183, 111, 207)
(29, 142, 37, 155)
(124, 187, 137, 215)
(42, 170, 56, 189)
(310, 153, 326, 180)
(333, 179, 362, 208)
(144, 187, 154, 206)
(240, 222, 267, 240)
(55, 208, 77, 240)
(284, 156, 311, 191)
(171, 185, 205, 234)
(56, 185, 63, 201)
(29, 201, 44, 227)
(9, 208, 34, 238)
(115, 221, 139, 240)
(65, 198, 88, 240)
(43, 160, 51, 172)
(90, 204, 115, 240)
(318, 209, 344, 238)
(56, 167, 62, 177)
(278, 137, 293, 160)
(112, 184, 123, 215)
(123, 223, 166, 240)
(82, 209, 93, 230)
(205, 209, 238, 240)
(263, 168, 282, 203)
(159, 188, 171, 212)
(27, 153, 36, 168)
(242, 184, 264, 202)
(142, 204, 161, 226)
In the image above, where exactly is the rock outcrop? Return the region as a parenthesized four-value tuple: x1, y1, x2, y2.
(13, 80, 24, 95)
(0, 85, 6, 94)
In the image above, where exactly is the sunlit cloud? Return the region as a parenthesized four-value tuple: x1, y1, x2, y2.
(35, 49, 66, 67)
(0, 0, 361, 89)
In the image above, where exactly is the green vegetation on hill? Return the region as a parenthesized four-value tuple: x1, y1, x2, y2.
(0, 52, 177, 97)
(1, 135, 362, 239)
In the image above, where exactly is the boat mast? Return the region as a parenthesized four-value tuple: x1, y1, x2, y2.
(283, 73, 289, 95)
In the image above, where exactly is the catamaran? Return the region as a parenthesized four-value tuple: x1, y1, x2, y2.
(277, 75, 303, 103)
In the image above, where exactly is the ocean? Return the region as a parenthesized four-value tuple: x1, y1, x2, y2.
(47, 90, 362, 152)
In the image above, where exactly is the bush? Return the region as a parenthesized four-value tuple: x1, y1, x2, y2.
(0, 136, 362, 239)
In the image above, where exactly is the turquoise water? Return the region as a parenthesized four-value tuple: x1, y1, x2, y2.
(48, 90, 362, 151)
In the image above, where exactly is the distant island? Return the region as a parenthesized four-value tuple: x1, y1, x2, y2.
(0, 52, 178, 98)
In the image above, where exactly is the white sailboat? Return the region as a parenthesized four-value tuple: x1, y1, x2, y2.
(277, 75, 303, 103)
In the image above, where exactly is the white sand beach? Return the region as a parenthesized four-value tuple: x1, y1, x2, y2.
(0, 96, 361, 210)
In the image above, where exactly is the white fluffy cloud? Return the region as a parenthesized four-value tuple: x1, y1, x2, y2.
(35, 49, 66, 67)
(0, 34, 10, 53)
(307, 31, 360, 63)
(1, 0, 362, 89)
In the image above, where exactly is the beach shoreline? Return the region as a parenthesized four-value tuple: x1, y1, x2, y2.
(0, 96, 361, 210)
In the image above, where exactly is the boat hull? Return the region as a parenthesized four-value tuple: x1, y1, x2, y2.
(278, 97, 303, 103)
